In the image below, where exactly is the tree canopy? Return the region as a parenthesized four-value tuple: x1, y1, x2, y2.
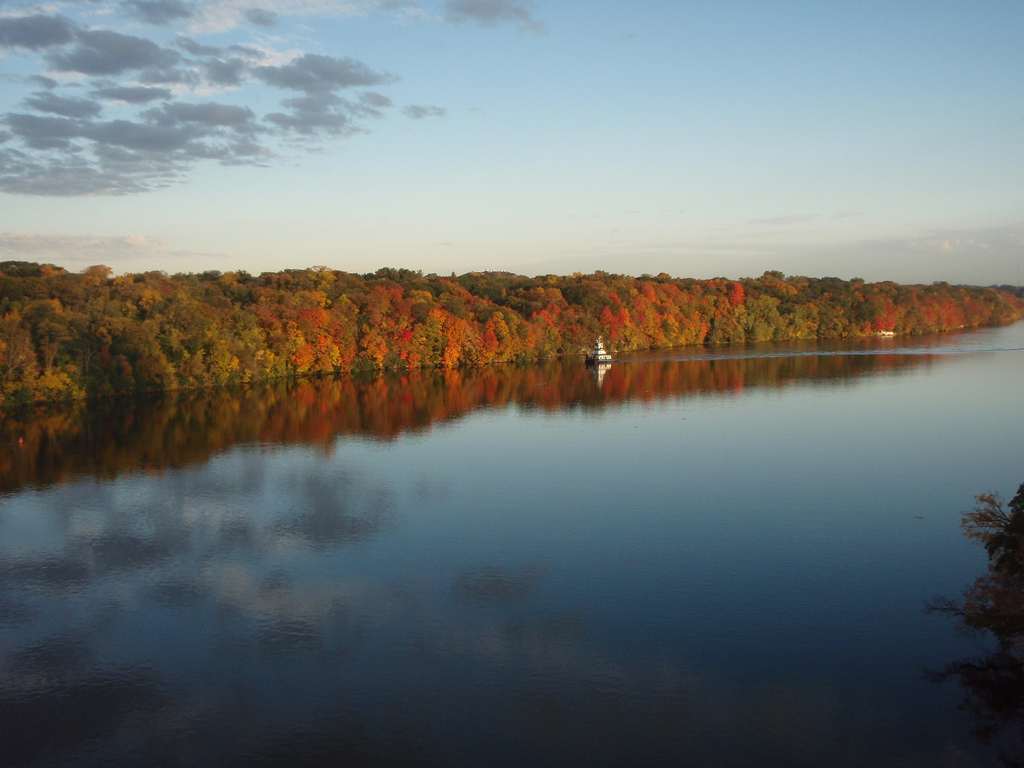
(1, 263, 1021, 408)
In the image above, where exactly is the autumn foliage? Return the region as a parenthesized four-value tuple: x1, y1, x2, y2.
(1, 262, 1021, 408)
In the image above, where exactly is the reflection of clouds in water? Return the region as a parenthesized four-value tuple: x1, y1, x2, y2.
(271, 471, 394, 549)
(0, 447, 902, 765)
(3, 633, 93, 689)
(256, 618, 321, 655)
(0, 514, 191, 595)
(0, 620, 171, 766)
(208, 516, 256, 553)
(147, 578, 204, 609)
(454, 565, 545, 602)
(1, 663, 167, 765)
(429, 611, 611, 679)
(0, 452, 403, 763)
(413, 474, 451, 503)
(1, 555, 92, 591)
(202, 562, 409, 631)
(0, 594, 34, 626)
(0, 450, 395, 591)
(76, 530, 188, 573)
(0, 663, 168, 767)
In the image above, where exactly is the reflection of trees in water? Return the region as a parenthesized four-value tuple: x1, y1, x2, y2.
(931, 482, 1024, 766)
(2, 350, 937, 492)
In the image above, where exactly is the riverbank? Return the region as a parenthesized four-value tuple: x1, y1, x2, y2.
(2, 264, 1021, 410)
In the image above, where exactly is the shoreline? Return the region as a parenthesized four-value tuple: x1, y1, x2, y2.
(3, 318, 1020, 416)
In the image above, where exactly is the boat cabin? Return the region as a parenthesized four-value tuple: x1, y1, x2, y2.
(586, 337, 613, 365)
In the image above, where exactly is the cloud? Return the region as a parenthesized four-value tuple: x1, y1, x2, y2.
(444, 0, 542, 31)
(1, 97, 270, 193)
(892, 224, 1024, 256)
(83, 119, 199, 151)
(0, 10, 432, 195)
(144, 100, 259, 132)
(186, 0, 420, 35)
(793, 223, 1024, 284)
(0, 232, 168, 260)
(360, 91, 392, 108)
(229, 43, 270, 60)
(265, 100, 351, 136)
(176, 37, 270, 65)
(47, 29, 181, 75)
(402, 103, 444, 119)
(137, 65, 201, 85)
(122, 0, 195, 25)
(255, 53, 393, 93)
(0, 231, 228, 271)
(203, 56, 247, 85)
(265, 92, 387, 136)
(0, 144, 183, 194)
(24, 90, 103, 118)
(91, 85, 172, 103)
(4, 112, 82, 150)
(0, 14, 76, 49)
(243, 7, 277, 26)
(249, 54, 397, 137)
(175, 35, 223, 56)
(27, 75, 59, 90)
(747, 214, 818, 227)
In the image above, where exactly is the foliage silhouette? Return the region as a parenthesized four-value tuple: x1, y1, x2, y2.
(930, 483, 1024, 766)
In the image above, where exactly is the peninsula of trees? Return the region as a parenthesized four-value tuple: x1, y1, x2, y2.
(1, 262, 1021, 408)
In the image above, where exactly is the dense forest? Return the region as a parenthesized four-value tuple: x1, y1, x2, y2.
(1, 261, 1021, 408)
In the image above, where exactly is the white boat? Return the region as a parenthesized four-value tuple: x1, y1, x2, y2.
(586, 337, 613, 365)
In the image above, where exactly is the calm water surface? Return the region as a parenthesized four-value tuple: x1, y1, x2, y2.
(2, 324, 1023, 766)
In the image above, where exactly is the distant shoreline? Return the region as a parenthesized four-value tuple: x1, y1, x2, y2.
(1, 264, 1021, 411)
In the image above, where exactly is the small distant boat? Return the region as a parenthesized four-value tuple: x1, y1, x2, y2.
(586, 337, 613, 366)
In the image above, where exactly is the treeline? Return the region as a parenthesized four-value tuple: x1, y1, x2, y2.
(2, 350, 937, 492)
(1, 262, 1021, 408)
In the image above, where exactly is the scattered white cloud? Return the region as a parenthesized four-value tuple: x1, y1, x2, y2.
(746, 214, 818, 227)
(444, 0, 541, 32)
(0, 231, 222, 268)
(186, 0, 415, 34)
(402, 103, 444, 119)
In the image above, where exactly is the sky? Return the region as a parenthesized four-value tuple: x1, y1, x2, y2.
(0, 0, 1021, 283)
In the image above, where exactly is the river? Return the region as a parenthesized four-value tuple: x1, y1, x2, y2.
(2, 323, 1022, 766)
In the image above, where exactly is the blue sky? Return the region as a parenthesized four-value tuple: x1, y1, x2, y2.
(0, 0, 1021, 283)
